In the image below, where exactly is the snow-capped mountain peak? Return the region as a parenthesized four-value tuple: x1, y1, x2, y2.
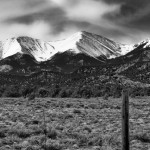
(49, 31, 82, 54)
(135, 38, 150, 49)
(119, 44, 136, 55)
(17, 36, 56, 62)
(1, 38, 22, 58)
(142, 39, 150, 48)
(0, 31, 137, 62)
(0, 36, 55, 62)
(49, 31, 135, 60)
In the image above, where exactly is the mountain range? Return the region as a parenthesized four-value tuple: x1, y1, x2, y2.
(1, 31, 150, 88)
(0, 31, 140, 74)
(0, 31, 135, 62)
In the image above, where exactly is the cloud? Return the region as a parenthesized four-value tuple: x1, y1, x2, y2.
(4, 0, 121, 41)
(0, 0, 150, 44)
(0, 21, 50, 40)
(103, 0, 150, 27)
(0, 19, 84, 42)
(50, 0, 120, 22)
(96, 0, 150, 43)
(45, 0, 127, 42)
(0, 0, 48, 22)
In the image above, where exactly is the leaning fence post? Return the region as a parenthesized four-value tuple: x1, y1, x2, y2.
(122, 89, 129, 150)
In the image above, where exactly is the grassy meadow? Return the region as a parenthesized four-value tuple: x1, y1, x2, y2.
(0, 97, 150, 150)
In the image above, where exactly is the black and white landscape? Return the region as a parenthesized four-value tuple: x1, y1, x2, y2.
(0, 31, 150, 97)
(0, 0, 150, 150)
(0, 30, 150, 149)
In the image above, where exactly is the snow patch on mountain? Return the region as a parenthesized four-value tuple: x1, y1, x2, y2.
(0, 31, 139, 62)
(0, 38, 22, 59)
(119, 44, 136, 55)
(0, 37, 56, 62)
(17, 37, 56, 62)
(49, 31, 128, 60)
(143, 39, 150, 48)
(49, 32, 82, 54)
(134, 39, 150, 49)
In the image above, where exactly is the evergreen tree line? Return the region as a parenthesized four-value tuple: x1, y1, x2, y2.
(0, 83, 150, 99)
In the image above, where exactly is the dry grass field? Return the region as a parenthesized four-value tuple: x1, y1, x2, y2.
(0, 97, 150, 150)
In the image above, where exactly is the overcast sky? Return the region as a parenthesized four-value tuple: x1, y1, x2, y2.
(0, 0, 150, 44)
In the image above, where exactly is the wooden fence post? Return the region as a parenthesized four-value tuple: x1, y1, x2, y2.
(122, 89, 129, 150)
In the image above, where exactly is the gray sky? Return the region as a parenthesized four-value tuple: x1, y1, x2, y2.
(0, 0, 150, 44)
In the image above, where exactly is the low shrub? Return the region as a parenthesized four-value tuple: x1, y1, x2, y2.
(38, 88, 49, 98)
(47, 128, 58, 139)
(28, 93, 35, 100)
(2, 85, 21, 97)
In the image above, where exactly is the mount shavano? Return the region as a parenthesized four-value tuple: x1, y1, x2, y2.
(0, 31, 136, 62)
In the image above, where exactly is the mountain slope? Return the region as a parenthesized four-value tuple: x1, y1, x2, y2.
(1, 33, 150, 95)
(49, 31, 134, 60)
(17, 37, 56, 62)
(42, 51, 104, 73)
(3, 31, 150, 75)
(0, 38, 22, 59)
(0, 53, 39, 74)
(108, 39, 150, 65)
(0, 31, 135, 63)
(0, 37, 55, 62)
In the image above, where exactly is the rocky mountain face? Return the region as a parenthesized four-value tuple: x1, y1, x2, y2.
(0, 31, 138, 74)
(49, 31, 135, 60)
(0, 31, 134, 62)
(0, 31, 150, 80)
(1, 31, 150, 98)
(0, 37, 55, 62)
(0, 31, 150, 100)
